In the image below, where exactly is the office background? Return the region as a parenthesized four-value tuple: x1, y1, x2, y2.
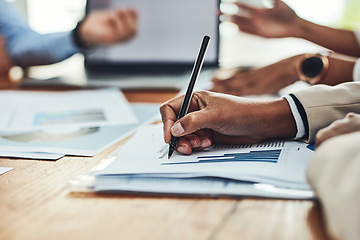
(6, 0, 360, 69)
(2, 1, 360, 239)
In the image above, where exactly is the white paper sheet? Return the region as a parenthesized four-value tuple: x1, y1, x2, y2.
(92, 176, 314, 199)
(0, 88, 137, 131)
(95, 124, 314, 190)
(0, 103, 159, 157)
(0, 151, 64, 160)
(0, 167, 13, 176)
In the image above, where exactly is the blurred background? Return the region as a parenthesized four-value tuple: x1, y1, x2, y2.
(6, 0, 360, 69)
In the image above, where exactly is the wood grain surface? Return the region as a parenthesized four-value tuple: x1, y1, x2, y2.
(0, 74, 328, 240)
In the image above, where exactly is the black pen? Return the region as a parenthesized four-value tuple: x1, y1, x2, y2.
(168, 35, 211, 159)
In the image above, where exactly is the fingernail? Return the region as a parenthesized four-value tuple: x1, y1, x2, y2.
(177, 145, 189, 154)
(190, 139, 200, 148)
(171, 122, 185, 136)
(201, 139, 211, 148)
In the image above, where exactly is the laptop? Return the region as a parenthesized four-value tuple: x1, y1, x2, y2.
(84, 0, 220, 89)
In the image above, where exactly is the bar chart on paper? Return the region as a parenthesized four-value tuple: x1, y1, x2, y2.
(161, 140, 287, 165)
(163, 150, 281, 165)
(0, 88, 138, 131)
(89, 124, 315, 198)
(33, 109, 106, 126)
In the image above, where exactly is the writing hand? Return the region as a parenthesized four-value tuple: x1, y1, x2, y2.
(160, 91, 296, 154)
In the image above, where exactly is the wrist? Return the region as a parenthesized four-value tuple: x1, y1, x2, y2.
(255, 99, 297, 140)
(285, 54, 305, 84)
(294, 18, 315, 40)
(319, 53, 356, 85)
(272, 54, 303, 86)
(72, 20, 92, 49)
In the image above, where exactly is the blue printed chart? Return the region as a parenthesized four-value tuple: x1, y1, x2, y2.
(163, 150, 281, 165)
(93, 124, 315, 198)
(33, 109, 106, 126)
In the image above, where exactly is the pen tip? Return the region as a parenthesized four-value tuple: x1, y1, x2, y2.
(168, 148, 174, 159)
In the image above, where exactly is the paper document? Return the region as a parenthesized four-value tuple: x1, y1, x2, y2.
(87, 124, 315, 199)
(0, 103, 160, 157)
(0, 167, 13, 176)
(0, 88, 137, 131)
(0, 151, 64, 160)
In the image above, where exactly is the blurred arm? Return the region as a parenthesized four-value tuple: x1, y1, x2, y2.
(0, 1, 137, 67)
(0, 0, 78, 67)
(230, 0, 360, 57)
(296, 19, 360, 57)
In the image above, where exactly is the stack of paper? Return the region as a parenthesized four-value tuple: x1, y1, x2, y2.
(0, 89, 160, 160)
(70, 124, 315, 199)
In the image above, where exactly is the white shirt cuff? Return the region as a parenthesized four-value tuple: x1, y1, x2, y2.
(283, 95, 305, 139)
(353, 58, 360, 82)
(354, 30, 360, 47)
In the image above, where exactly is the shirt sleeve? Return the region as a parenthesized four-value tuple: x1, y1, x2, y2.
(0, 0, 79, 67)
(283, 95, 307, 139)
(353, 58, 360, 82)
(354, 31, 360, 82)
(354, 30, 360, 47)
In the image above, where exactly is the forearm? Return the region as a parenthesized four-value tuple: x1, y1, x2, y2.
(0, 0, 78, 67)
(256, 98, 297, 140)
(295, 19, 360, 57)
(7, 31, 79, 67)
(318, 53, 357, 86)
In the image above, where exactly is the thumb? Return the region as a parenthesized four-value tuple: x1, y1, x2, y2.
(170, 110, 212, 137)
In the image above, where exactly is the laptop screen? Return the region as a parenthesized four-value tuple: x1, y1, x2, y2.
(85, 0, 220, 73)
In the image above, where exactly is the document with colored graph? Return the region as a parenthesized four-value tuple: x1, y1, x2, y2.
(92, 124, 314, 198)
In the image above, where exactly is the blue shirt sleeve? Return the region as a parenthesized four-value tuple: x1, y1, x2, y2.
(0, 0, 79, 67)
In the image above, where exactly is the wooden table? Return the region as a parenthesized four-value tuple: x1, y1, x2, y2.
(0, 75, 328, 240)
